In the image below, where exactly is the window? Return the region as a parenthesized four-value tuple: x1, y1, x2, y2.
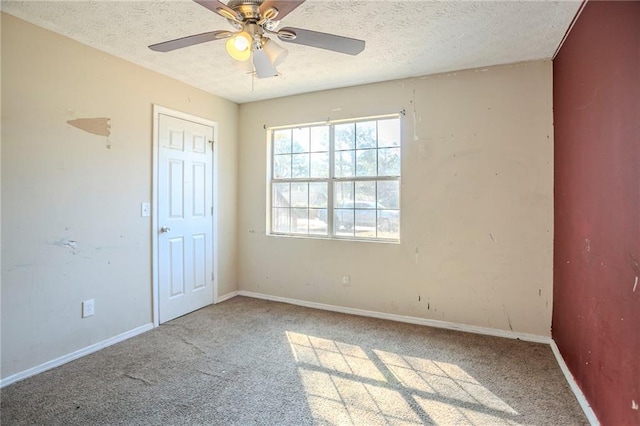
(269, 115, 401, 241)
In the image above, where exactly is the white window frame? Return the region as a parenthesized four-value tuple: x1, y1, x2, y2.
(268, 113, 402, 242)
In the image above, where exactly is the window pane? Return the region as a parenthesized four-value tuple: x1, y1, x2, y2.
(291, 153, 309, 178)
(377, 210, 400, 239)
(356, 121, 376, 149)
(335, 150, 355, 177)
(334, 181, 354, 207)
(335, 209, 354, 236)
(310, 152, 329, 178)
(356, 149, 377, 177)
(273, 129, 291, 154)
(291, 182, 309, 208)
(309, 182, 328, 208)
(273, 208, 290, 233)
(310, 126, 329, 152)
(309, 208, 328, 235)
(378, 119, 401, 147)
(292, 128, 310, 153)
(273, 183, 290, 207)
(378, 147, 400, 176)
(291, 208, 309, 233)
(355, 209, 377, 231)
(377, 181, 399, 209)
(356, 228, 376, 238)
(335, 123, 355, 150)
(273, 154, 291, 179)
(355, 181, 375, 205)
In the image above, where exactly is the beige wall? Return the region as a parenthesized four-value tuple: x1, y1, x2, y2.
(238, 61, 554, 336)
(1, 10, 554, 381)
(1, 14, 238, 379)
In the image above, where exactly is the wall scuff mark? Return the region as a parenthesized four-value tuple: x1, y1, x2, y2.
(633, 276, 638, 292)
(503, 304, 513, 331)
(629, 253, 640, 274)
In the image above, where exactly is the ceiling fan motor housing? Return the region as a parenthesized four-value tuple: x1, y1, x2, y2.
(227, 0, 263, 21)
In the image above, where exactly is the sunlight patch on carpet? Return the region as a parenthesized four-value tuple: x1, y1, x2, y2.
(286, 331, 521, 425)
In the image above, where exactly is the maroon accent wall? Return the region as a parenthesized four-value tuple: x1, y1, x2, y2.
(553, 1, 640, 425)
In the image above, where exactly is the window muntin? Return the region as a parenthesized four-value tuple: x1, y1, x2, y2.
(270, 116, 401, 241)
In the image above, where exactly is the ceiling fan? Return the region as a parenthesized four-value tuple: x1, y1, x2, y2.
(149, 0, 366, 78)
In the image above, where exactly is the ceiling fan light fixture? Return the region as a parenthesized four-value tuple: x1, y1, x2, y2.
(252, 42, 278, 78)
(263, 38, 288, 67)
(225, 31, 252, 61)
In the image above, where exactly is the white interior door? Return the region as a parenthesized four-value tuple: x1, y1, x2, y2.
(158, 113, 214, 323)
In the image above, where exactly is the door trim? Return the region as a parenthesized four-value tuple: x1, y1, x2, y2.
(152, 105, 219, 327)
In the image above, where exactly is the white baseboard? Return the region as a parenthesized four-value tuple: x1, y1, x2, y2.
(1, 322, 154, 388)
(237, 290, 551, 344)
(216, 291, 239, 304)
(550, 340, 600, 425)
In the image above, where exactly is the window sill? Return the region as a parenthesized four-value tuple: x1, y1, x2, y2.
(266, 232, 400, 245)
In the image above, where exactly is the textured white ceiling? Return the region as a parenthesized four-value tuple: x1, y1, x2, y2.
(2, 0, 581, 104)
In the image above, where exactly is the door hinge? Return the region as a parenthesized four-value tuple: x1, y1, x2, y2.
(211, 272, 214, 281)
(211, 206, 213, 216)
(209, 140, 215, 147)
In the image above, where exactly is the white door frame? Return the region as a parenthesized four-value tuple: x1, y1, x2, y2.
(152, 105, 219, 327)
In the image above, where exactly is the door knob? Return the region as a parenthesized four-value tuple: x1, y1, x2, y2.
(160, 226, 171, 233)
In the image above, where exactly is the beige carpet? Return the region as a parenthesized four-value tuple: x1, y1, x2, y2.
(1, 296, 588, 425)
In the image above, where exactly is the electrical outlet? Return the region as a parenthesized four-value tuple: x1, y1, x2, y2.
(82, 299, 95, 318)
(342, 275, 351, 286)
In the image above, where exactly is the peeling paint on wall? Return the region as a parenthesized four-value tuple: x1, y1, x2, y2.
(52, 239, 77, 250)
(51, 239, 79, 255)
(67, 117, 111, 137)
(67, 117, 112, 149)
(411, 89, 420, 141)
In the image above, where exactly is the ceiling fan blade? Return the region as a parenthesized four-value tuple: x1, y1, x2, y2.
(259, 0, 305, 20)
(149, 30, 232, 52)
(193, 0, 242, 21)
(253, 48, 278, 78)
(277, 27, 365, 55)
